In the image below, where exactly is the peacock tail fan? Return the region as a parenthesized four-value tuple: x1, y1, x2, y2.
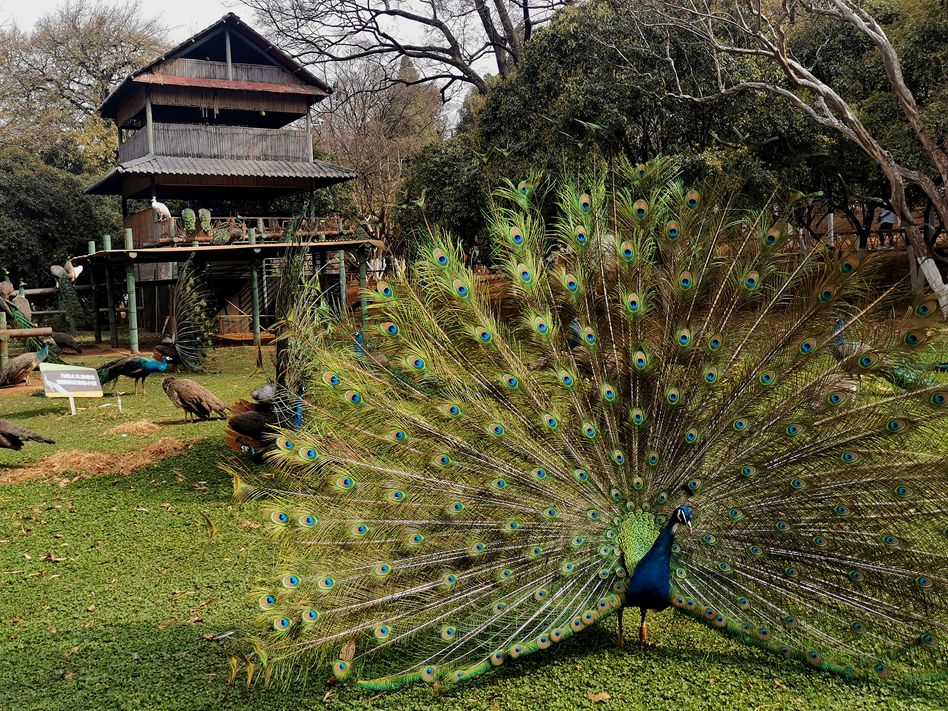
(237, 158, 948, 688)
(171, 258, 215, 372)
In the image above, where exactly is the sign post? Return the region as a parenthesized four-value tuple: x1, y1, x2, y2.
(39, 363, 103, 415)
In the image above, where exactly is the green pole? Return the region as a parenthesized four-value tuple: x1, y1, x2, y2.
(249, 228, 261, 349)
(88, 240, 102, 343)
(0, 312, 7, 368)
(338, 249, 347, 316)
(124, 228, 139, 354)
(103, 234, 118, 347)
(359, 246, 368, 333)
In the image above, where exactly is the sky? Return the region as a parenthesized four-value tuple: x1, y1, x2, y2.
(0, 0, 244, 41)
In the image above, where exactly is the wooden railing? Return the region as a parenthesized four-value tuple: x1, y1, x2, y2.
(153, 58, 305, 85)
(117, 122, 311, 162)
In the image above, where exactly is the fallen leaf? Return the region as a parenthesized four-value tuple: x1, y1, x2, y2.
(587, 691, 611, 703)
(774, 680, 788, 690)
(157, 618, 178, 630)
(42, 552, 66, 563)
(239, 520, 261, 530)
(188, 616, 204, 625)
(64, 646, 80, 658)
(200, 511, 218, 540)
(85, 605, 95, 612)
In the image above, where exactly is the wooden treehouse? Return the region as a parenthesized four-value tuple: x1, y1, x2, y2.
(80, 13, 373, 354)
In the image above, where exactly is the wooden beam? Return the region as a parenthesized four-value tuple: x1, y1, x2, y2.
(0, 327, 53, 340)
(145, 90, 154, 155)
(225, 29, 233, 80)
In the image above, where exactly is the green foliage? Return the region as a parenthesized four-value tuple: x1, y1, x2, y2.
(0, 148, 119, 287)
(396, 137, 489, 259)
(398, 2, 826, 254)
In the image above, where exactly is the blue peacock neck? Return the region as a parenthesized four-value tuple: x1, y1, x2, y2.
(621, 512, 681, 612)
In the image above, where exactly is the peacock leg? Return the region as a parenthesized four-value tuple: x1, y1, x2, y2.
(616, 607, 625, 648)
(638, 608, 654, 650)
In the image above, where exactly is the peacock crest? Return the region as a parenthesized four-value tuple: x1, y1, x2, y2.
(235, 158, 948, 688)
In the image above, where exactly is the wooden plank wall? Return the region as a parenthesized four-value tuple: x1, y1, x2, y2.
(151, 86, 309, 116)
(153, 58, 306, 86)
(153, 123, 308, 161)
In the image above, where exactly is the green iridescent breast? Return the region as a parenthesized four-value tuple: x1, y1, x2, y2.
(617, 511, 661, 569)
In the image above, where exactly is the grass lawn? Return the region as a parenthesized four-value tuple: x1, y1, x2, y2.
(0, 345, 945, 710)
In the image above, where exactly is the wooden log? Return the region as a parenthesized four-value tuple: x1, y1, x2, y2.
(0, 327, 53, 339)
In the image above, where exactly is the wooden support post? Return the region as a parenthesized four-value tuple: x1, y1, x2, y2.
(103, 234, 119, 347)
(225, 29, 233, 80)
(124, 228, 139, 354)
(338, 249, 347, 316)
(249, 228, 261, 350)
(305, 111, 314, 162)
(145, 91, 154, 155)
(88, 240, 102, 343)
(359, 246, 368, 333)
(0, 312, 6, 368)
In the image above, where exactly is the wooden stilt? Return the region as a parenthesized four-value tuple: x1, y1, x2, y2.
(103, 234, 119, 348)
(124, 228, 139, 354)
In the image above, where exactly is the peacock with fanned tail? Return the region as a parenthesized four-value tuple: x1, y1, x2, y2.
(235, 159, 948, 689)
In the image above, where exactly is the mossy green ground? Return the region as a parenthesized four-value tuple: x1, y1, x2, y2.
(0, 345, 945, 710)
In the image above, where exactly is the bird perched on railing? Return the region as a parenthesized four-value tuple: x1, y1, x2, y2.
(162, 376, 228, 421)
(50, 259, 83, 282)
(0, 419, 54, 450)
(97, 355, 170, 394)
(151, 197, 171, 223)
(236, 159, 948, 689)
(0, 344, 48, 387)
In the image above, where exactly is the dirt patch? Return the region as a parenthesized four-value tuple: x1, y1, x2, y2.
(0, 437, 192, 485)
(107, 420, 160, 437)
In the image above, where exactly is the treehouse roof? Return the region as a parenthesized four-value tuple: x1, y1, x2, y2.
(99, 13, 331, 121)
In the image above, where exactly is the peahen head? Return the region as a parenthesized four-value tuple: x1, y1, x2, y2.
(671, 505, 693, 534)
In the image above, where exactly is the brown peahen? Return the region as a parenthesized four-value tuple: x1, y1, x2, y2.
(236, 159, 948, 689)
(50, 332, 82, 354)
(0, 345, 49, 387)
(161, 376, 228, 421)
(0, 419, 55, 450)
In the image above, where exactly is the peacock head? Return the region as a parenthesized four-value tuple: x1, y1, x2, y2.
(671, 505, 693, 535)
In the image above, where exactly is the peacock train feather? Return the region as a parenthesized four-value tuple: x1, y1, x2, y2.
(235, 158, 948, 688)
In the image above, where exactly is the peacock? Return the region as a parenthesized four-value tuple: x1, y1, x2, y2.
(161, 376, 228, 421)
(97, 355, 170, 394)
(0, 419, 55, 451)
(0, 344, 49, 387)
(160, 258, 216, 373)
(234, 159, 948, 689)
(226, 382, 307, 460)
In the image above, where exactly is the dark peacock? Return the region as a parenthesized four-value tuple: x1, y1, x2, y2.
(226, 382, 306, 459)
(236, 160, 948, 688)
(97, 355, 171, 394)
(0, 344, 49, 387)
(0, 419, 55, 451)
(49, 331, 83, 354)
(156, 258, 216, 372)
(161, 376, 228, 421)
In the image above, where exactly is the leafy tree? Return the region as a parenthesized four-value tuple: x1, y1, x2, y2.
(1, 0, 166, 176)
(317, 58, 444, 240)
(0, 148, 119, 288)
